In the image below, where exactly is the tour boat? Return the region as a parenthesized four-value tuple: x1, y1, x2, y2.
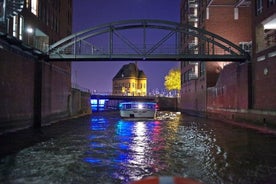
(119, 101, 158, 119)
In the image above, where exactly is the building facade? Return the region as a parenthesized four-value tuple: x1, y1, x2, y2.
(180, 0, 252, 113)
(113, 63, 147, 96)
(1, 0, 72, 52)
(0, 0, 75, 133)
(252, 0, 276, 110)
(180, 0, 276, 125)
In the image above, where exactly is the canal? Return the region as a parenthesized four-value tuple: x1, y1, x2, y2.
(0, 111, 276, 184)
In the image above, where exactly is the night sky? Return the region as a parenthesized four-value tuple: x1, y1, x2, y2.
(72, 0, 181, 93)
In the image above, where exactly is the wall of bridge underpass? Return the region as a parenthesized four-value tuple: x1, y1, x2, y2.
(0, 39, 91, 134)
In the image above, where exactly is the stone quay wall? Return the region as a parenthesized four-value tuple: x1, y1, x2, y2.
(0, 39, 91, 134)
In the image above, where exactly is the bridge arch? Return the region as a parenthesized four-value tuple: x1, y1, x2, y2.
(48, 19, 250, 62)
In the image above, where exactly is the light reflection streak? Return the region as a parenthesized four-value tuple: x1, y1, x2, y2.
(86, 116, 232, 182)
(90, 117, 108, 131)
(113, 120, 165, 181)
(130, 121, 148, 165)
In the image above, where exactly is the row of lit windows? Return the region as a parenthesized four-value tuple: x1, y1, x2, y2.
(11, 0, 71, 39)
(256, 0, 276, 51)
(25, 0, 38, 15)
(9, 0, 37, 39)
(113, 91, 146, 96)
(12, 16, 23, 39)
(11, 0, 55, 39)
(10, 0, 71, 51)
(182, 0, 275, 25)
(113, 82, 146, 89)
(25, 0, 72, 34)
(181, 62, 205, 85)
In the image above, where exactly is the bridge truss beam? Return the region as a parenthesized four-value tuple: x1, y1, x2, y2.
(47, 19, 250, 62)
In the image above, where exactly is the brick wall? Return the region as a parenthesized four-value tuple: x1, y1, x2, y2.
(180, 77, 206, 113)
(253, 49, 276, 110)
(206, 6, 252, 43)
(41, 63, 71, 124)
(207, 62, 249, 109)
(0, 39, 91, 134)
(0, 47, 35, 133)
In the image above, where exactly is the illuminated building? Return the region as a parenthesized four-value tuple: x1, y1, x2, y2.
(113, 63, 147, 96)
(180, 0, 252, 114)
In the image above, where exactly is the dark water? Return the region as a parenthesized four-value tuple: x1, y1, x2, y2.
(0, 112, 276, 184)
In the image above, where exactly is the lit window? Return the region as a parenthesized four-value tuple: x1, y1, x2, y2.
(25, 0, 29, 8)
(256, 16, 276, 51)
(19, 16, 24, 40)
(31, 0, 38, 15)
(12, 16, 18, 37)
(234, 8, 239, 20)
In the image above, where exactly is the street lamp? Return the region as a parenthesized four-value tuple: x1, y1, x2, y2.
(26, 26, 33, 45)
(26, 27, 33, 33)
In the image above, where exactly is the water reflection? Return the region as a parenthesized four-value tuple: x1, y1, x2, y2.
(84, 115, 276, 183)
(85, 115, 226, 182)
(85, 118, 168, 182)
(0, 113, 275, 184)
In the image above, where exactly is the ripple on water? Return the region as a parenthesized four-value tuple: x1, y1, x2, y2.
(0, 112, 276, 184)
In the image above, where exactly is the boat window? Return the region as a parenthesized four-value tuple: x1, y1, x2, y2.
(147, 104, 154, 109)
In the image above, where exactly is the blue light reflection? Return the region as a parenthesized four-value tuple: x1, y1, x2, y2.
(84, 117, 164, 183)
(84, 158, 102, 164)
(90, 117, 108, 131)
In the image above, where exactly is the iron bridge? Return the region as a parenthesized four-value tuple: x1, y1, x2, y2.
(47, 19, 250, 62)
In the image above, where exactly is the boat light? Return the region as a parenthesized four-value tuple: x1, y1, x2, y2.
(138, 103, 143, 109)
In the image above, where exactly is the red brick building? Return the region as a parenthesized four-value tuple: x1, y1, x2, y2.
(252, 0, 276, 110)
(180, 0, 276, 125)
(0, 0, 75, 133)
(180, 0, 252, 112)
